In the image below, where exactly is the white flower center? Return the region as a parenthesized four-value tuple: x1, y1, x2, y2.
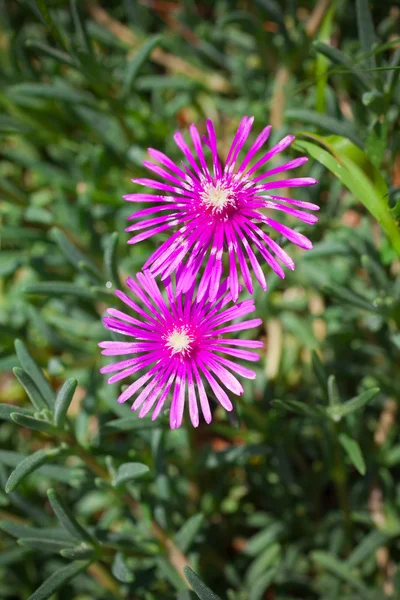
(200, 181, 234, 213)
(166, 327, 193, 356)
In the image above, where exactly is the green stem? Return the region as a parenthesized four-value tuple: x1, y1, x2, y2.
(332, 423, 353, 549)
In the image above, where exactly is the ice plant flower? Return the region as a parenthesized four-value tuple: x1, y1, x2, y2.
(124, 116, 319, 302)
(99, 270, 263, 429)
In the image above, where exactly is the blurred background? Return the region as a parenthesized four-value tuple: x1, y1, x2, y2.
(1, 1, 400, 599)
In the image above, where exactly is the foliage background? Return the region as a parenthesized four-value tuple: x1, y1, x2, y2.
(1, 0, 400, 598)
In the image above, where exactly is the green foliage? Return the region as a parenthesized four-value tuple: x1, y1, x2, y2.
(1, 1, 400, 599)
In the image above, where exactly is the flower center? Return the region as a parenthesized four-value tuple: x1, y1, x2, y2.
(200, 181, 235, 214)
(166, 327, 194, 356)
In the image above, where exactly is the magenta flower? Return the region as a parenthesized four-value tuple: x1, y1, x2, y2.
(124, 116, 319, 302)
(99, 271, 263, 429)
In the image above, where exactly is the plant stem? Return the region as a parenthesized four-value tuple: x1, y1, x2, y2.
(332, 423, 353, 549)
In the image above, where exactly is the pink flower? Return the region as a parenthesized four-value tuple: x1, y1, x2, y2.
(124, 116, 318, 302)
(99, 271, 263, 429)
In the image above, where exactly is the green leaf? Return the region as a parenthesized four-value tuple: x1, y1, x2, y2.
(28, 560, 91, 600)
(327, 375, 340, 407)
(60, 544, 96, 559)
(356, 0, 376, 70)
(18, 537, 74, 553)
(339, 433, 366, 475)
(312, 41, 370, 90)
(70, 0, 92, 53)
(5, 448, 63, 493)
(272, 399, 325, 418)
(175, 514, 204, 553)
(112, 552, 134, 583)
(294, 137, 400, 258)
(311, 352, 328, 397)
(10, 413, 55, 434)
(24, 282, 95, 300)
(347, 530, 389, 568)
(184, 567, 222, 600)
(324, 284, 376, 312)
(286, 109, 363, 147)
(47, 488, 95, 545)
(54, 379, 77, 427)
(0, 520, 74, 544)
(246, 544, 280, 585)
(104, 232, 121, 288)
(249, 567, 277, 600)
(50, 227, 102, 279)
(13, 368, 47, 411)
(33, 0, 67, 50)
(15, 339, 55, 407)
(112, 462, 150, 487)
(124, 35, 162, 96)
(245, 522, 284, 556)
(7, 83, 96, 106)
(25, 39, 76, 67)
(0, 404, 34, 422)
(103, 415, 161, 433)
(312, 551, 372, 596)
(327, 387, 379, 421)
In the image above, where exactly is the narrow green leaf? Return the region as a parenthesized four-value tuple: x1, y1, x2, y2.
(50, 228, 102, 279)
(112, 552, 134, 583)
(327, 387, 379, 421)
(47, 488, 95, 544)
(347, 530, 389, 568)
(311, 352, 328, 397)
(0, 521, 74, 544)
(175, 514, 204, 553)
(0, 546, 30, 566)
(184, 567, 222, 600)
(10, 413, 55, 434)
(324, 284, 376, 312)
(272, 399, 325, 418)
(246, 544, 280, 585)
(25, 39, 76, 67)
(124, 35, 162, 96)
(7, 83, 96, 106)
(245, 523, 284, 557)
(5, 448, 62, 493)
(60, 544, 96, 559)
(13, 368, 47, 410)
(249, 567, 278, 600)
(294, 136, 400, 257)
(112, 463, 150, 487)
(0, 404, 34, 422)
(356, 0, 376, 70)
(18, 537, 74, 553)
(104, 232, 121, 288)
(24, 282, 95, 300)
(70, 0, 92, 53)
(15, 339, 55, 407)
(33, 0, 67, 49)
(103, 415, 161, 433)
(312, 41, 370, 90)
(312, 551, 372, 596)
(28, 560, 91, 600)
(54, 379, 77, 427)
(286, 109, 363, 148)
(339, 433, 366, 475)
(327, 375, 340, 407)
